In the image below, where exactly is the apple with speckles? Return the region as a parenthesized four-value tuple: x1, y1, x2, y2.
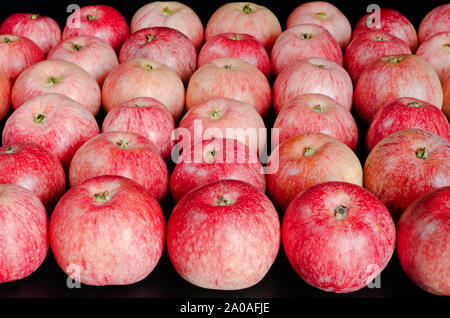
(416, 31, 450, 81)
(418, 4, 450, 44)
(0, 73, 11, 122)
(443, 72, 450, 119)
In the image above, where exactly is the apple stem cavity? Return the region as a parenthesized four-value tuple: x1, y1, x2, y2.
(303, 146, 316, 157)
(230, 35, 242, 41)
(242, 4, 252, 14)
(334, 205, 348, 220)
(407, 102, 421, 107)
(4, 146, 16, 154)
(71, 43, 83, 51)
(94, 191, 111, 203)
(223, 64, 233, 70)
(215, 195, 231, 206)
(144, 64, 154, 71)
(30, 14, 40, 20)
(444, 43, 450, 51)
(375, 36, 385, 41)
(416, 147, 429, 160)
(388, 56, 400, 64)
(116, 140, 129, 149)
(301, 33, 313, 40)
(33, 113, 47, 124)
(163, 6, 172, 15)
(209, 108, 223, 119)
(147, 34, 155, 42)
(87, 14, 96, 21)
(312, 105, 323, 113)
(316, 12, 327, 19)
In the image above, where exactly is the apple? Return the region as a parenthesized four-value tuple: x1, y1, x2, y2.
(102, 58, 185, 120)
(119, 27, 196, 85)
(0, 34, 44, 83)
(344, 30, 412, 83)
(69, 131, 168, 202)
(273, 57, 353, 114)
(0, 72, 11, 122)
(11, 59, 101, 116)
(102, 97, 175, 162)
(443, 72, 450, 119)
(47, 35, 119, 87)
(282, 181, 396, 293)
(416, 31, 450, 81)
(2, 93, 100, 169)
(167, 179, 280, 290)
(49, 175, 165, 286)
(397, 186, 450, 296)
(273, 93, 358, 150)
(130, 1, 204, 50)
(0, 141, 65, 210)
(418, 4, 450, 44)
(0, 184, 48, 283)
(366, 97, 450, 151)
(354, 54, 443, 123)
(186, 57, 271, 117)
(197, 33, 270, 77)
(267, 132, 363, 211)
(270, 24, 343, 76)
(286, 1, 352, 49)
(205, 2, 282, 52)
(364, 128, 450, 221)
(63, 4, 129, 52)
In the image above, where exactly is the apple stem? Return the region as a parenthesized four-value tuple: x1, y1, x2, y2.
(87, 14, 96, 21)
(33, 113, 47, 124)
(407, 102, 420, 107)
(216, 195, 231, 206)
(334, 205, 348, 220)
(375, 36, 385, 41)
(163, 6, 172, 15)
(388, 56, 400, 64)
(223, 65, 233, 70)
(301, 33, 313, 39)
(3, 37, 12, 43)
(207, 149, 217, 159)
(30, 14, 39, 20)
(47, 76, 61, 86)
(94, 191, 111, 203)
(230, 35, 242, 41)
(444, 43, 450, 50)
(209, 108, 223, 119)
(303, 146, 316, 157)
(312, 105, 323, 113)
(316, 12, 327, 19)
(416, 147, 428, 160)
(144, 64, 154, 71)
(71, 43, 83, 51)
(4, 146, 16, 154)
(116, 140, 129, 149)
(147, 34, 155, 42)
(242, 4, 252, 14)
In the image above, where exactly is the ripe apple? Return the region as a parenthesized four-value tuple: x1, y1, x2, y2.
(282, 181, 396, 293)
(2, 93, 100, 169)
(0, 184, 48, 283)
(364, 128, 450, 220)
(197, 33, 270, 77)
(47, 35, 119, 87)
(416, 32, 450, 81)
(270, 24, 343, 76)
(167, 179, 280, 290)
(418, 4, 450, 44)
(205, 2, 282, 52)
(366, 97, 450, 151)
(267, 132, 363, 211)
(397, 186, 450, 296)
(63, 4, 129, 52)
(102, 97, 175, 162)
(443, 72, 450, 119)
(49, 175, 165, 286)
(354, 54, 443, 123)
(102, 58, 185, 120)
(130, 1, 204, 50)
(0, 72, 11, 122)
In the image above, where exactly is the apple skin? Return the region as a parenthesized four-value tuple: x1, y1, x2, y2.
(0, 184, 48, 283)
(282, 181, 396, 293)
(102, 58, 185, 120)
(344, 30, 412, 83)
(267, 132, 363, 211)
(119, 27, 196, 85)
(286, 1, 352, 49)
(102, 97, 175, 162)
(273, 57, 353, 114)
(364, 128, 450, 221)
(397, 186, 450, 296)
(167, 179, 280, 290)
(366, 97, 450, 152)
(170, 138, 266, 202)
(47, 35, 119, 87)
(63, 4, 129, 53)
(2, 93, 100, 169)
(197, 33, 270, 77)
(130, 1, 204, 50)
(416, 32, 450, 81)
(186, 57, 271, 117)
(354, 54, 443, 124)
(49, 175, 165, 286)
(0, 72, 11, 122)
(443, 72, 450, 119)
(270, 24, 343, 76)
(69, 131, 168, 202)
(273, 93, 358, 150)
(418, 4, 450, 44)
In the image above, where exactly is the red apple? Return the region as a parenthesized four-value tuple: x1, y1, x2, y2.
(364, 128, 450, 220)
(69, 131, 168, 202)
(130, 1, 204, 50)
(443, 72, 450, 119)
(286, 1, 352, 49)
(49, 175, 165, 286)
(267, 132, 363, 211)
(0, 141, 65, 210)
(0, 72, 11, 122)
(2, 93, 100, 168)
(0, 34, 44, 83)
(273, 57, 353, 114)
(282, 181, 396, 293)
(205, 2, 282, 52)
(416, 32, 450, 81)
(63, 4, 129, 52)
(418, 4, 450, 44)
(0, 13, 61, 56)
(11, 59, 101, 115)
(167, 179, 280, 290)
(102, 97, 175, 162)
(102, 58, 185, 120)
(344, 30, 412, 83)
(186, 58, 272, 117)
(354, 54, 443, 123)
(197, 33, 270, 77)
(47, 35, 119, 87)
(366, 97, 450, 151)
(397, 186, 450, 296)
(270, 24, 343, 76)
(273, 93, 358, 150)
(119, 27, 196, 85)
(0, 184, 48, 283)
